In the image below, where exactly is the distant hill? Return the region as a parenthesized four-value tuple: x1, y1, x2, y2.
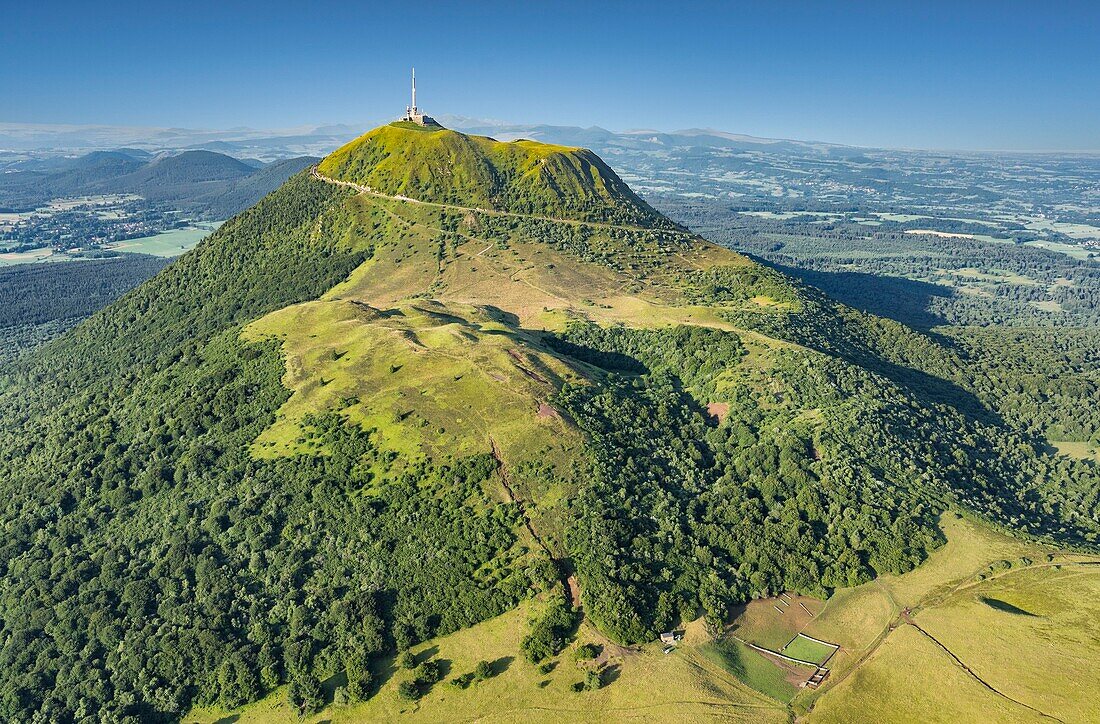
(117, 149, 254, 187)
(0, 149, 321, 214)
(194, 155, 319, 217)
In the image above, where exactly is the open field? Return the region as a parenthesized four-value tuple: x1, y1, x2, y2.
(799, 514, 1100, 721)
(1050, 439, 1100, 462)
(0, 246, 60, 266)
(808, 625, 1040, 724)
(781, 635, 837, 666)
(188, 601, 787, 724)
(729, 593, 824, 651)
(698, 639, 806, 703)
(809, 563, 1100, 723)
(106, 221, 222, 256)
(916, 564, 1100, 722)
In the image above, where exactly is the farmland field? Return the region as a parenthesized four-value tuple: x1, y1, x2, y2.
(781, 636, 837, 666)
(728, 594, 823, 651)
(798, 514, 1100, 721)
(698, 638, 806, 703)
(107, 221, 222, 256)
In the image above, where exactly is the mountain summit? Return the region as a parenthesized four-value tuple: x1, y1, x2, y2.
(0, 122, 1096, 721)
(318, 122, 667, 225)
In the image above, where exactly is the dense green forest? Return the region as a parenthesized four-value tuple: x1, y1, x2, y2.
(547, 318, 1099, 644)
(657, 199, 1100, 451)
(0, 174, 552, 721)
(0, 256, 170, 362)
(1, 132, 1098, 723)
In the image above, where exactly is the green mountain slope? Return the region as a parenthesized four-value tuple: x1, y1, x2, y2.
(318, 122, 668, 226)
(0, 124, 1097, 722)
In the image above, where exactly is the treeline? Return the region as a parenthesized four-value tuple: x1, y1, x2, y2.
(551, 314, 1100, 644)
(0, 173, 553, 721)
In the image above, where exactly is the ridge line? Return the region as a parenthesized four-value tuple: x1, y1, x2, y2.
(311, 166, 697, 237)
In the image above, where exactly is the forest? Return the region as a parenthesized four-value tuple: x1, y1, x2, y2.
(0, 160, 1097, 723)
(0, 255, 170, 362)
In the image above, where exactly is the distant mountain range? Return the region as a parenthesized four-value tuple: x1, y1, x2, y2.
(0, 148, 319, 215)
(0, 117, 862, 161)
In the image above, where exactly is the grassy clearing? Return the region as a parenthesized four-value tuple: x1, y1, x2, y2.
(699, 639, 804, 703)
(729, 594, 823, 651)
(781, 635, 837, 665)
(244, 298, 585, 472)
(1050, 439, 1100, 462)
(798, 514, 1100, 721)
(188, 602, 787, 724)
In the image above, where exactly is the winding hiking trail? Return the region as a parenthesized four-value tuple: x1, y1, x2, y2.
(488, 436, 581, 610)
(312, 166, 696, 238)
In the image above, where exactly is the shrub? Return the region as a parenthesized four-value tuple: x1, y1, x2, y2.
(474, 660, 494, 680)
(398, 651, 417, 670)
(450, 672, 475, 689)
(574, 643, 600, 661)
(415, 660, 442, 686)
(521, 594, 575, 663)
(397, 680, 421, 701)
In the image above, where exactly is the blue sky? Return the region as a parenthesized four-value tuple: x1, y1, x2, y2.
(2, 0, 1098, 150)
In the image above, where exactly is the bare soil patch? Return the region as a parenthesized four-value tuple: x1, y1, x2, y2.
(707, 402, 730, 422)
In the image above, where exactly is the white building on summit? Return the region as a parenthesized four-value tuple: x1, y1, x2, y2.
(401, 68, 438, 126)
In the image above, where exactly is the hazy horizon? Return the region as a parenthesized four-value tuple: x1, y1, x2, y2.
(3, 115, 1100, 156)
(3, 1, 1098, 152)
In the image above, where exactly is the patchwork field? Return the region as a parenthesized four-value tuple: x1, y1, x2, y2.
(728, 593, 824, 651)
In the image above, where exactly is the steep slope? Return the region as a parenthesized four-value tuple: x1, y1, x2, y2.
(318, 122, 669, 226)
(0, 124, 1097, 722)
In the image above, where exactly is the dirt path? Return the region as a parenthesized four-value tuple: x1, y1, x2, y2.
(488, 436, 581, 610)
(312, 167, 697, 238)
(800, 559, 1100, 720)
(905, 619, 1065, 722)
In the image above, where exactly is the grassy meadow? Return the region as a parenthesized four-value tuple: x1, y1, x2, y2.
(188, 600, 787, 724)
(107, 221, 222, 256)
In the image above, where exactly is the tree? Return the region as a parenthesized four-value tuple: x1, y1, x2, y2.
(345, 652, 373, 702)
(474, 660, 493, 681)
(397, 680, 420, 702)
(414, 660, 441, 686)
